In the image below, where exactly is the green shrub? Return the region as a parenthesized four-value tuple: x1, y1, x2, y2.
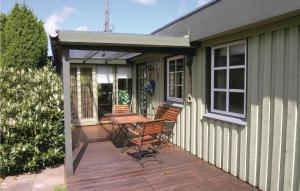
(0, 66, 64, 176)
(0, 4, 47, 68)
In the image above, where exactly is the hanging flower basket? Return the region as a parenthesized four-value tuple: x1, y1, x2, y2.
(145, 80, 155, 96)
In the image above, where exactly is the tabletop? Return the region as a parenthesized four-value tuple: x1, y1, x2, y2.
(109, 115, 151, 125)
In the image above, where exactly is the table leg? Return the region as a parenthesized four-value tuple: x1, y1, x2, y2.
(121, 125, 130, 153)
(112, 126, 120, 139)
(110, 122, 119, 139)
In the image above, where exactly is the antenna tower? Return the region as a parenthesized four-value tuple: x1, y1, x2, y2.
(104, 0, 112, 32)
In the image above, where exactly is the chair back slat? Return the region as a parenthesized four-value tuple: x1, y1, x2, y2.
(155, 105, 180, 122)
(114, 104, 131, 113)
(143, 119, 164, 136)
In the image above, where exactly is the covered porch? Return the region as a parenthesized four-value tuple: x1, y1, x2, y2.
(51, 31, 196, 176)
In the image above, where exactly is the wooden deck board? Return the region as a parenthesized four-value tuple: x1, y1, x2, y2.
(68, 125, 259, 191)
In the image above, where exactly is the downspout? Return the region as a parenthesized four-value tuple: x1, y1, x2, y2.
(185, 29, 193, 104)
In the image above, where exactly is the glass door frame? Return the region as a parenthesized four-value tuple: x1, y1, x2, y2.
(137, 63, 149, 116)
(70, 65, 98, 126)
(96, 65, 133, 118)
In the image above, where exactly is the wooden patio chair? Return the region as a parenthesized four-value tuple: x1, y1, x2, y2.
(106, 104, 132, 139)
(127, 119, 164, 167)
(114, 104, 131, 113)
(153, 105, 181, 144)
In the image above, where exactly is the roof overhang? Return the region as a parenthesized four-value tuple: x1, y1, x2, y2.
(152, 0, 300, 42)
(51, 31, 195, 54)
(59, 31, 191, 48)
(50, 31, 196, 70)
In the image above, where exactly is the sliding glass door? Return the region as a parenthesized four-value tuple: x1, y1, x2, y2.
(96, 66, 114, 118)
(70, 65, 133, 123)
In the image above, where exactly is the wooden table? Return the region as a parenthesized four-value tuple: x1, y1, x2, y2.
(109, 115, 151, 125)
(108, 114, 151, 152)
(104, 112, 139, 135)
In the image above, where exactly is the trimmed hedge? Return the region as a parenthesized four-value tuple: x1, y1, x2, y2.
(0, 66, 64, 176)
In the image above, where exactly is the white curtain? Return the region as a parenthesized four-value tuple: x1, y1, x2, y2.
(96, 66, 113, 83)
(117, 66, 132, 79)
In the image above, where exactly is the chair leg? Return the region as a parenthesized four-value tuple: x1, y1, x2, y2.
(162, 131, 174, 144)
(145, 153, 161, 163)
(163, 136, 170, 144)
(137, 145, 144, 168)
(130, 143, 163, 167)
(138, 153, 144, 168)
(142, 142, 162, 164)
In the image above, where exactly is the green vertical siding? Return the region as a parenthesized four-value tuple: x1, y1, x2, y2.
(133, 23, 299, 191)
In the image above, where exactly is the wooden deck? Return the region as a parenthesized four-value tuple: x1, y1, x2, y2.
(68, 125, 259, 191)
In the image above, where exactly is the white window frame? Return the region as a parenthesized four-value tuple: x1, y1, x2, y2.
(167, 55, 184, 103)
(211, 40, 247, 118)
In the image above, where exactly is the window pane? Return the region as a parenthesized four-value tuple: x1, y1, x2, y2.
(177, 58, 184, 71)
(168, 57, 185, 101)
(81, 68, 93, 118)
(169, 60, 176, 72)
(214, 70, 226, 89)
(176, 86, 183, 99)
(230, 44, 245, 66)
(176, 72, 183, 85)
(169, 72, 175, 86)
(214, 47, 227, 67)
(229, 92, 244, 114)
(169, 85, 175, 97)
(70, 68, 78, 119)
(229, 68, 245, 89)
(214, 91, 226, 111)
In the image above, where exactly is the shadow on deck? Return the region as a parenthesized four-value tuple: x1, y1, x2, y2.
(69, 124, 259, 191)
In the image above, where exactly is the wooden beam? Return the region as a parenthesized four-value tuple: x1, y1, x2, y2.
(82, 51, 99, 63)
(70, 58, 127, 65)
(63, 44, 196, 56)
(62, 48, 73, 176)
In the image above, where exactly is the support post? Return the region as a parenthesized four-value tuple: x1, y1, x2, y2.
(62, 48, 73, 176)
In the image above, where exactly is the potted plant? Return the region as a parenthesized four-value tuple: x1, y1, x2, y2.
(118, 90, 130, 105)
